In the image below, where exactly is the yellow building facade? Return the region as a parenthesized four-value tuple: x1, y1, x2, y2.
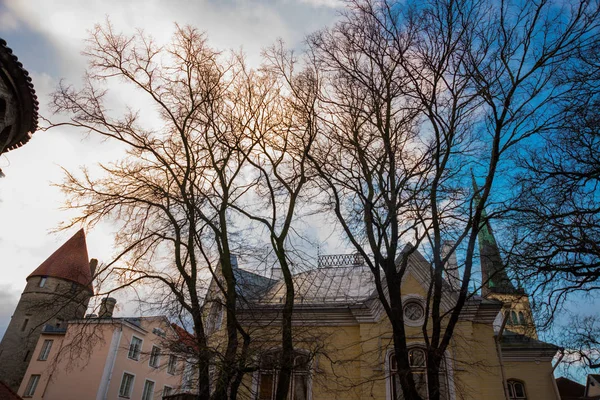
(208, 234, 560, 399)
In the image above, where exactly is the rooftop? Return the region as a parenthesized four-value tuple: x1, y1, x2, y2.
(28, 229, 94, 293)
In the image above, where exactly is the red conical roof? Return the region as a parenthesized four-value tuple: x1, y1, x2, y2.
(28, 229, 94, 293)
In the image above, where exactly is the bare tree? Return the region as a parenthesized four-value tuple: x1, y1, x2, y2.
(228, 42, 320, 400)
(51, 23, 264, 400)
(306, 0, 600, 399)
(508, 31, 600, 324)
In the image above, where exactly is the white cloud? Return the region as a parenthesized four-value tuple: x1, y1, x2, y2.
(0, 0, 338, 331)
(0, 7, 20, 32)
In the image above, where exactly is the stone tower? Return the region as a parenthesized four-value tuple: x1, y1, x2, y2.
(0, 229, 96, 390)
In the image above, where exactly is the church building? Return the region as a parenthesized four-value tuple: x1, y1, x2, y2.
(206, 209, 561, 399)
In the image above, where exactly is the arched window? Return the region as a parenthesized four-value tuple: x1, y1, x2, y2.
(507, 379, 527, 399)
(389, 348, 449, 400)
(518, 312, 526, 325)
(257, 351, 310, 400)
(511, 311, 519, 325)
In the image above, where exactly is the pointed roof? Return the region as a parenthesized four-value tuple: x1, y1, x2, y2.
(471, 175, 518, 295)
(28, 229, 94, 293)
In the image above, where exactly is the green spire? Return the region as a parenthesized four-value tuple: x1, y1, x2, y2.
(471, 173, 517, 296)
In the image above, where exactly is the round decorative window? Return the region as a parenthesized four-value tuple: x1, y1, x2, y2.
(403, 301, 425, 322)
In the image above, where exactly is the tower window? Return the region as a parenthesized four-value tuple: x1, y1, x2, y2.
(518, 312, 526, 325)
(23, 374, 40, 397)
(39, 277, 47, 288)
(21, 318, 29, 332)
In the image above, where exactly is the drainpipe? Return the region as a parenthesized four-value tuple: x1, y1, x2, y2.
(97, 324, 123, 400)
(495, 312, 510, 400)
(550, 348, 565, 400)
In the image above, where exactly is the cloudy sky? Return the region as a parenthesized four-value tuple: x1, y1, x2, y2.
(0, 0, 341, 337)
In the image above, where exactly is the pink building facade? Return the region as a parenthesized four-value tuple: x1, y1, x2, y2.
(18, 316, 192, 400)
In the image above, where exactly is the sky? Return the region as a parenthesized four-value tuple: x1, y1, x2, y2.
(0, 0, 341, 338)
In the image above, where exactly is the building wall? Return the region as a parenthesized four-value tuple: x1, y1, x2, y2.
(232, 272, 559, 400)
(18, 318, 183, 400)
(0, 276, 91, 391)
(504, 361, 559, 399)
(106, 319, 182, 400)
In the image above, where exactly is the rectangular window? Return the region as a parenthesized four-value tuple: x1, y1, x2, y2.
(182, 362, 193, 389)
(149, 345, 161, 368)
(259, 372, 275, 400)
(167, 355, 177, 375)
(163, 386, 173, 397)
(127, 336, 142, 361)
(23, 374, 40, 397)
(39, 277, 47, 288)
(118, 372, 135, 398)
(21, 318, 29, 332)
(38, 339, 53, 361)
(141, 380, 155, 400)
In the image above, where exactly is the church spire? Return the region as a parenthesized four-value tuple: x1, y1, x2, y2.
(471, 174, 517, 296)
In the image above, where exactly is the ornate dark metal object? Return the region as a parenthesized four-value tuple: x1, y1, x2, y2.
(0, 38, 38, 155)
(318, 253, 365, 268)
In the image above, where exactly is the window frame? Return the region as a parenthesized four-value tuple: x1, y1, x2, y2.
(507, 379, 527, 399)
(387, 346, 455, 400)
(118, 371, 135, 398)
(401, 295, 426, 327)
(255, 350, 311, 400)
(38, 339, 53, 361)
(39, 276, 47, 288)
(149, 345, 161, 368)
(141, 379, 155, 400)
(167, 354, 178, 375)
(127, 335, 143, 361)
(23, 374, 40, 397)
(163, 385, 173, 397)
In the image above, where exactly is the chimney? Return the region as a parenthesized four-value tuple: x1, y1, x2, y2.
(99, 297, 117, 318)
(442, 241, 461, 291)
(89, 259, 98, 277)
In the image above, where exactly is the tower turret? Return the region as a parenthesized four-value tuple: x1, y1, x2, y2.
(472, 175, 518, 296)
(0, 229, 95, 390)
(472, 176, 537, 338)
